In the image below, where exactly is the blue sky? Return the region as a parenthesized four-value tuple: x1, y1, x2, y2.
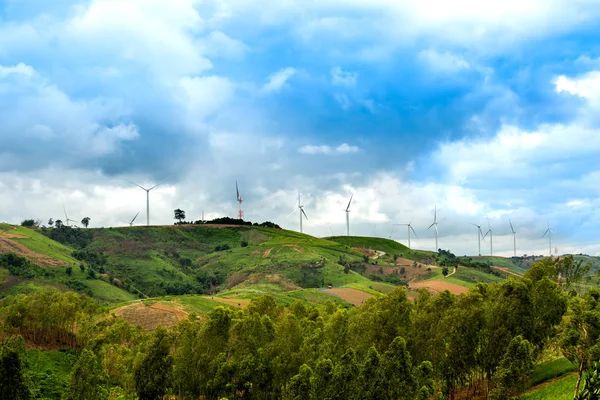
(0, 0, 599, 256)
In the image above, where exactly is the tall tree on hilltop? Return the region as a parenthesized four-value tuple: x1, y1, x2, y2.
(174, 209, 186, 224)
(81, 217, 90, 228)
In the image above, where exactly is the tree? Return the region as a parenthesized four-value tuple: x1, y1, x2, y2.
(0, 337, 29, 400)
(174, 209, 186, 224)
(556, 255, 592, 289)
(48, 218, 54, 227)
(55, 219, 63, 228)
(442, 267, 449, 277)
(135, 327, 173, 400)
(81, 217, 90, 228)
(63, 349, 108, 400)
(492, 335, 534, 398)
(66, 266, 73, 276)
(20, 219, 36, 228)
(283, 364, 313, 400)
(560, 290, 600, 398)
(576, 361, 600, 400)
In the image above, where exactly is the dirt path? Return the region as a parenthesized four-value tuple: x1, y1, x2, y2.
(492, 266, 523, 277)
(0, 234, 68, 267)
(445, 267, 457, 278)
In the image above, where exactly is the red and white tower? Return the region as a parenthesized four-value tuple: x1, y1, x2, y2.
(236, 181, 244, 219)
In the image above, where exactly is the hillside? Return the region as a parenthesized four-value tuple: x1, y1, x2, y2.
(0, 223, 530, 308)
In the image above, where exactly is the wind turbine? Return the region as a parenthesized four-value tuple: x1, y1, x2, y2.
(344, 194, 353, 236)
(288, 191, 308, 233)
(395, 222, 418, 249)
(483, 219, 493, 256)
(509, 220, 517, 257)
(470, 222, 485, 256)
(63, 204, 78, 227)
(127, 176, 170, 226)
(236, 181, 244, 219)
(428, 205, 439, 251)
(542, 223, 554, 257)
(126, 212, 140, 227)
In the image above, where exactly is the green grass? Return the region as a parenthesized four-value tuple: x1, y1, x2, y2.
(166, 295, 236, 314)
(26, 350, 77, 399)
(369, 282, 397, 294)
(469, 256, 528, 274)
(522, 373, 577, 400)
(326, 236, 434, 262)
(7, 226, 78, 266)
(530, 357, 577, 386)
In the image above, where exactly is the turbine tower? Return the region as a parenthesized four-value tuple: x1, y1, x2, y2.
(542, 223, 554, 257)
(345, 194, 353, 236)
(127, 177, 170, 226)
(509, 220, 517, 257)
(470, 222, 485, 256)
(236, 181, 244, 219)
(482, 219, 493, 256)
(428, 205, 439, 251)
(396, 222, 418, 249)
(288, 191, 308, 233)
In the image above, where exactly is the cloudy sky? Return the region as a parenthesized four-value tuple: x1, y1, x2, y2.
(1, 0, 599, 257)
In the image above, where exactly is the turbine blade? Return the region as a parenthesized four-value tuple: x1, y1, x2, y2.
(236, 181, 240, 200)
(428, 222, 435, 230)
(149, 176, 171, 191)
(301, 208, 308, 220)
(410, 226, 418, 238)
(126, 180, 147, 191)
(346, 194, 353, 211)
(509, 219, 515, 233)
(288, 208, 298, 217)
(542, 229, 549, 238)
(131, 212, 139, 224)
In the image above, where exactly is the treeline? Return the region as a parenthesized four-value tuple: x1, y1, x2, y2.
(2, 258, 600, 400)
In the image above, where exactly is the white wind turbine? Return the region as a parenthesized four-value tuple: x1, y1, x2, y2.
(428, 205, 439, 251)
(542, 222, 554, 257)
(344, 194, 353, 236)
(127, 177, 170, 226)
(288, 191, 308, 233)
(509, 219, 517, 257)
(395, 222, 418, 249)
(63, 204, 78, 227)
(470, 222, 485, 256)
(483, 219, 493, 256)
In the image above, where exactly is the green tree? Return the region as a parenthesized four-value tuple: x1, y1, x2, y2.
(310, 358, 335, 400)
(356, 347, 384, 400)
(560, 290, 600, 398)
(135, 327, 173, 400)
(81, 217, 90, 228)
(66, 266, 72, 276)
(0, 336, 29, 400)
(381, 336, 416, 400)
(55, 219, 63, 228)
(283, 364, 312, 400)
(493, 335, 534, 398)
(576, 361, 600, 400)
(442, 267, 449, 277)
(556, 255, 592, 289)
(174, 209, 186, 224)
(64, 349, 108, 400)
(48, 218, 54, 226)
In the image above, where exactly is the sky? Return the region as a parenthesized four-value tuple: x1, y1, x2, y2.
(0, 0, 599, 257)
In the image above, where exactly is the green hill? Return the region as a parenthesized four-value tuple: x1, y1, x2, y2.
(0, 223, 536, 306)
(467, 256, 527, 275)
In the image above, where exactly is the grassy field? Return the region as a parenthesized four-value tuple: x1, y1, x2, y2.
(326, 236, 435, 262)
(469, 256, 527, 274)
(530, 357, 577, 386)
(26, 349, 77, 399)
(1, 224, 78, 266)
(522, 373, 577, 400)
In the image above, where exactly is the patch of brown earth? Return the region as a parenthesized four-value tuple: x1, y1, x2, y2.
(325, 288, 373, 307)
(282, 244, 304, 253)
(0, 236, 68, 267)
(204, 296, 251, 308)
(263, 248, 273, 257)
(410, 280, 469, 295)
(114, 302, 188, 331)
(492, 266, 522, 277)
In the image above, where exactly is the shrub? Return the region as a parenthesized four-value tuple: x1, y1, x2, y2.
(241, 240, 249, 247)
(214, 244, 231, 252)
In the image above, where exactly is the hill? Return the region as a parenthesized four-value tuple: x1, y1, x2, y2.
(0, 223, 527, 308)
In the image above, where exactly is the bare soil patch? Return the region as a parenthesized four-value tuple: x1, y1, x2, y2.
(263, 248, 273, 257)
(354, 248, 376, 257)
(325, 288, 372, 307)
(205, 296, 251, 308)
(410, 280, 469, 295)
(0, 236, 68, 267)
(366, 264, 433, 282)
(492, 266, 522, 277)
(114, 302, 188, 331)
(283, 244, 304, 253)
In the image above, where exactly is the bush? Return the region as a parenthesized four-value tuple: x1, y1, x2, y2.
(241, 240, 249, 247)
(66, 267, 73, 276)
(20, 219, 37, 227)
(214, 244, 231, 252)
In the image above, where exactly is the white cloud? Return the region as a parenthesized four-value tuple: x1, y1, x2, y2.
(0, 63, 35, 79)
(419, 49, 471, 72)
(199, 31, 250, 59)
(299, 143, 360, 155)
(331, 66, 358, 86)
(262, 67, 296, 93)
